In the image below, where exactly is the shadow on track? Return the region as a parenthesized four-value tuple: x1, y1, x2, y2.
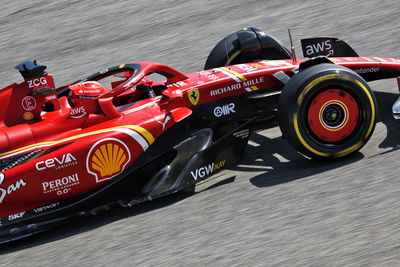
(241, 130, 365, 188)
(0, 191, 197, 254)
(1, 91, 398, 253)
(375, 91, 400, 152)
(244, 90, 400, 188)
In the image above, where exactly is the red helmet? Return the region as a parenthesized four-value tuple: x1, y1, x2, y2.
(69, 81, 108, 98)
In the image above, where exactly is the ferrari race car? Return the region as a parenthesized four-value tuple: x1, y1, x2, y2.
(1, 27, 399, 244)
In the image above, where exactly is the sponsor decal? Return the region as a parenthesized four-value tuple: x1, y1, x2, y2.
(70, 106, 87, 119)
(173, 81, 188, 87)
(155, 115, 172, 130)
(78, 89, 102, 94)
(199, 70, 219, 81)
(361, 57, 375, 62)
(236, 64, 257, 71)
(8, 211, 26, 221)
(0, 173, 27, 204)
(210, 77, 264, 96)
(34, 202, 60, 214)
(87, 138, 131, 183)
(99, 68, 109, 74)
(233, 129, 250, 139)
(42, 173, 80, 195)
(214, 103, 235, 117)
(343, 57, 357, 62)
(21, 96, 37, 111)
(354, 67, 380, 74)
(211, 83, 241, 96)
(305, 40, 333, 57)
(27, 77, 47, 88)
(190, 160, 226, 180)
(219, 67, 247, 82)
(36, 153, 78, 171)
(373, 57, 389, 63)
(261, 60, 292, 66)
(23, 112, 34, 120)
(188, 88, 200, 105)
(249, 63, 263, 68)
(242, 77, 264, 87)
(46, 95, 57, 101)
(0, 202, 61, 225)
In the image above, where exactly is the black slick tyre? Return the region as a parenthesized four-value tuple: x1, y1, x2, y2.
(278, 63, 377, 159)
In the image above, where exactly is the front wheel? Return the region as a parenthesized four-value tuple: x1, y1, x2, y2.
(278, 63, 377, 159)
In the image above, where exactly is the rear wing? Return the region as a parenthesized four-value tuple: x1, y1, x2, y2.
(301, 37, 359, 58)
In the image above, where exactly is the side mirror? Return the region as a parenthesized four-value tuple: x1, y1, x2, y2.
(160, 89, 183, 109)
(161, 89, 183, 99)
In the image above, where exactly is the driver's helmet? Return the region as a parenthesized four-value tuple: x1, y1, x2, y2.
(69, 81, 108, 99)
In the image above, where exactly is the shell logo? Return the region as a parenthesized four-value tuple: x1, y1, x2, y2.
(87, 138, 131, 183)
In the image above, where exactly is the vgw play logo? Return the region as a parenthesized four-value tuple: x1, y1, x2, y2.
(190, 160, 226, 180)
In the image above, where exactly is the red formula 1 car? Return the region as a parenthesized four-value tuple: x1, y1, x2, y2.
(0, 27, 399, 243)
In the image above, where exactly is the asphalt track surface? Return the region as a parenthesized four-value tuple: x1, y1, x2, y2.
(0, 0, 399, 266)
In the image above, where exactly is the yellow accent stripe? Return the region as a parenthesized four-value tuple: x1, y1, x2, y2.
(125, 125, 155, 144)
(237, 75, 247, 81)
(220, 67, 259, 91)
(220, 67, 247, 81)
(294, 73, 376, 158)
(0, 125, 154, 158)
(119, 64, 125, 68)
(220, 67, 258, 91)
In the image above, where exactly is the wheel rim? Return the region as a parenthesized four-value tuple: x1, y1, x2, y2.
(307, 89, 359, 142)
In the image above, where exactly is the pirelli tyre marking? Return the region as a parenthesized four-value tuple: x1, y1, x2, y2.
(293, 73, 376, 158)
(225, 50, 241, 66)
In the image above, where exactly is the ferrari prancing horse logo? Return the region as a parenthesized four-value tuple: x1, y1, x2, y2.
(188, 88, 200, 105)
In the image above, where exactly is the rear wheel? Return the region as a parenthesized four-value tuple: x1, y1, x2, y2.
(278, 64, 377, 159)
(204, 27, 291, 69)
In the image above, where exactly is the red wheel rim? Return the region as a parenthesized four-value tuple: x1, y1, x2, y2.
(307, 89, 359, 142)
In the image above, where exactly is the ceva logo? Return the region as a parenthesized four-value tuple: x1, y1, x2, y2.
(36, 153, 77, 171)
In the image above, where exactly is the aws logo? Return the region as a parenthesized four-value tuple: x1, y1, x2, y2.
(304, 40, 333, 57)
(87, 138, 131, 183)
